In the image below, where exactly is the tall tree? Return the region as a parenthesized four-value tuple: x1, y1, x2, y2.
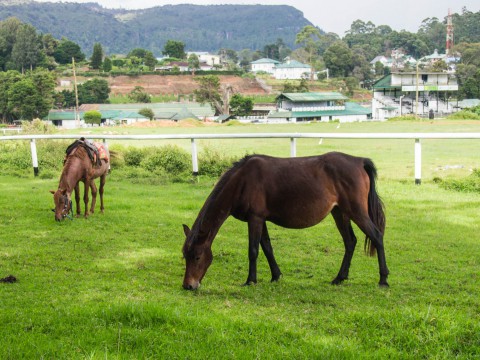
(53, 39, 85, 64)
(295, 26, 321, 79)
(162, 40, 186, 59)
(90, 42, 103, 70)
(194, 75, 223, 115)
(11, 23, 42, 72)
(77, 78, 110, 104)
(323, 41, 354, 77)
(188, 53, 200, 75)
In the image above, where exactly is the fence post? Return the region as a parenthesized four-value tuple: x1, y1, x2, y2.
(30, 139, 39, 176)
(414, 138, 421, 185)
(290, 137, 296, 157)
(191, 138, 198, 176)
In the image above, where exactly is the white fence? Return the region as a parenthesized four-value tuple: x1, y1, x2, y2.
(2, 132, 480, 184)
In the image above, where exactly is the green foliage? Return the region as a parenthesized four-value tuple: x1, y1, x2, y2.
(128, 86, 151, 103)
(21, 118, 57, 134)
(435, 169, 480, 193)
(162, 40, 186, 59)
(229, 93, 254, 116)
(90, 42, 103, 70)
(141, 145, 190, 175)
(53, 38, 85, 64)
(447, 110, 480, 120)
(198, 146, 237, 177)
(138, 107, 154, 120)
(387, 114, 420, 121)
(193, 75, 223, 114)
(77, 78, 110, 104)
(102, 57, 112, 72)
(83, 110, 102, 125)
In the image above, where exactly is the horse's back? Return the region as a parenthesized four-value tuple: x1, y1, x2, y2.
(229, 152, 370, 228)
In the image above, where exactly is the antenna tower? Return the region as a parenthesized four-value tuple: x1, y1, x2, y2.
(446, 9, 454, 55)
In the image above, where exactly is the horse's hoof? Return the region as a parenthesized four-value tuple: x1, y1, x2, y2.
(271, 273, 282, 282)
(242, 281, 256, 287)
(379, 282, 390, 288)
(331, 278, 345, 285)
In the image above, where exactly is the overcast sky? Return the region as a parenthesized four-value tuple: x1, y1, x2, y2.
(37, 0, 480, 35)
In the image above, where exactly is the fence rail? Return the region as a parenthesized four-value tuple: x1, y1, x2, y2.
(2, 132, 480, 184)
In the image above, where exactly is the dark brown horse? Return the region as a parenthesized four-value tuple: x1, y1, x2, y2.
(51, 143, 109, 221)
(182, 152, 388, 290)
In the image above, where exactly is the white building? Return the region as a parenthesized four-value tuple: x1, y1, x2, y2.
(250, 58, 280, 74)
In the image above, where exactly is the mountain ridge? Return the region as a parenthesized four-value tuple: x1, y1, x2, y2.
(0, 1, 316, 55)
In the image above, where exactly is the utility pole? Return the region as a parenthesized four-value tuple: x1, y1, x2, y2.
(72, 57, 80, 127)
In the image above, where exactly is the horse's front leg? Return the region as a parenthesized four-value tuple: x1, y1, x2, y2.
(89, 180, 97, 214)
(83, 179, 90, 218)
(74, 183, 81, 217)
(260, 222, 282, 282)
(245, 218, 263, 286)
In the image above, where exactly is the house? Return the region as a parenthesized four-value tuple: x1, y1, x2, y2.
(250, 58, 280, 74)
(273, 58, 315, 80)
(268, 92, 371, 123)
(372, 72, 459, 119)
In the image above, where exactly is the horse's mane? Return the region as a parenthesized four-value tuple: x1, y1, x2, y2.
(185, 155, 255, 249)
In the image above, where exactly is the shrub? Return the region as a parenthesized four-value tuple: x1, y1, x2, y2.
(447, 111, 480, 120)
(124, 147, 147, 167)
(198, 147, 236, 177)
(437, 169, 480, 193)
(21, 119, 57, 134)
(141, 145, 190, 175)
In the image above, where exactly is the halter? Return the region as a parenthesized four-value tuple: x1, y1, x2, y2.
(62, 194, 73, 220)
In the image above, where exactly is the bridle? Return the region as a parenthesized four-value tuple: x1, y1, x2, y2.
(52, 193, 73, 220)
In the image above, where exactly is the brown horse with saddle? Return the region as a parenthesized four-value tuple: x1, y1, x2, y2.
(51, 138, 110, 221)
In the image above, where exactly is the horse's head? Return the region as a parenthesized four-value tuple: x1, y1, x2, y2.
(182, 224, 213, 290)
(50, 189, 72, 221)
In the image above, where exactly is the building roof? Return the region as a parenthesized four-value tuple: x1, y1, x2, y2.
(250, 58, 281, 64)
(372, 74, 399, 90)
(275, 60, 310, 69)
(269, 102, 371, 118)
(80, 102, 215, 118)
(278, 92, 348, 102)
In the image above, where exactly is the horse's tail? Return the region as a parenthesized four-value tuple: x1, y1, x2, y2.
(363, 158, 385, 257)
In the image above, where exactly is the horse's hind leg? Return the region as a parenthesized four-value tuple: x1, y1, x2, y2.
(89, 180, 97, 214)
(98, 173, 106, 213)
(331, 206, 357, 285)
(260, 222, 282, 282)
(353, 215, 389, 287)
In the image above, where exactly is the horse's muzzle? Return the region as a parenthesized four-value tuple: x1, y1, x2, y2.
(183, 281, 200, 290)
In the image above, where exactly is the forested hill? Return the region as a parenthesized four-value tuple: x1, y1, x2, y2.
(0, 1, 315, 55)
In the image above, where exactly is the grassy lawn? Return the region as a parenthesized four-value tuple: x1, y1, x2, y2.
(1, 120, 479, 358)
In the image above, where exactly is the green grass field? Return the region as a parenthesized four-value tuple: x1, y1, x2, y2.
(1, 120, 479, 358)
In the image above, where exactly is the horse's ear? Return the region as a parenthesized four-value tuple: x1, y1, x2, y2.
(182, 224, 191, 237)
(49, 190, 55, 194)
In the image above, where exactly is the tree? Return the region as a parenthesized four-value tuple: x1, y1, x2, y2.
(162, 40, 186, 59)
(187, 53, 200, 75)
(138, 107, 154, 120)
(194, 75, 223, 115)
(77, 78, 110, 104)
(83, 110, 102, 126)
(11, 23, 42, 72)
(144, 51, 157, 70)
(0, 70, 22, 122)
(323, 41, 354, 77)
(229, 93, 253, 116)
(128, 86, 151, 103)
(53, 39, 85, 64)
(90, 43, 103, 70)
(102, 57, 112, 72)
(295, 25, 321, 79)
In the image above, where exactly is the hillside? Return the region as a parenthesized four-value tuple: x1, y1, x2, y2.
(0, 1, 315, 55)
(58, 74, 270, 96)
